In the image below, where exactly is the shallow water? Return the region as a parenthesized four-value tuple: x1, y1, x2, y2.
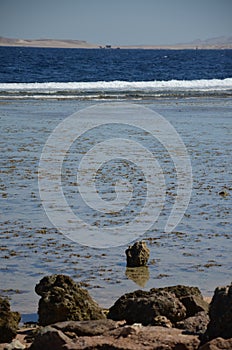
(0, 97, 231, 321)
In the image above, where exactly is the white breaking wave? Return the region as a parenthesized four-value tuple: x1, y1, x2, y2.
(0, 78, 231, 99)
(0, 78, 232, 92)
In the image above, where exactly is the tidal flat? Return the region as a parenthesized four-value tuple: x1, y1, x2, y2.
(0, 98, 231, 321)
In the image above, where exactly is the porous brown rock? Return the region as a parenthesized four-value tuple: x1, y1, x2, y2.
(107, 288, 186, 325)
(35, 274, 105, 326)
(161, 285, 209, 317)
(199, 337, 232, 350)
(108, 285, 210, 328)
(0, 297, 21, 343)
(125, 241, 150, 267)
(202, 283, 232, 342)
(176, 311, 209, 336)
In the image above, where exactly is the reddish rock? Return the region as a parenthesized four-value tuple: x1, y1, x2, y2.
(29, 326, 71, 350)
(199, 337, 232, 350)
(28, 321, 200, 350)
(52, 319, 124, 336)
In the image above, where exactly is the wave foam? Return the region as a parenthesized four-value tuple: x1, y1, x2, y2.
(0, 79, 231, 99)
(0, 78, 232, 91)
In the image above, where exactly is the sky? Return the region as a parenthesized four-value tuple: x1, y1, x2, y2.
(0, 0, 231, 46)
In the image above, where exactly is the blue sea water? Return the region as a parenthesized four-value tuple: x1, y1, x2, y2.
(0, 47, 231, 318)
(0, 47, 232, 99)
(1, 47, 232, 83)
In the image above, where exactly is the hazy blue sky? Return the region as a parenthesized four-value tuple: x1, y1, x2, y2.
(0, 0, 231, 45)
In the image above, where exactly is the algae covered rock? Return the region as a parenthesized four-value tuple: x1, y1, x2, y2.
(176, 311, 209, 336)
(108, 284, 209, 328)
(160, 285, 209, 317)
(203, 282, 232, 342)
(108, 288, 186, 325)
(0, 296, 21, 343)
(125, 241, 150, 267)
(35, 274, 105, 326)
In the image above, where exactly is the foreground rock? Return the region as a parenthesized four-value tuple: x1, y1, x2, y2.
(125, 241, 150, 267)
(35, 274, 105, 326)
(0, 297, 21, 343)
(199, 337, 232, 350)
(202, 282, 232, 342)
(108, 285, 209, 328)
(3, 339, 26, 349)
(29, 320, 200, 350)
(108, 288, 186, 325)
(162, 285, 209, 317)
(176, 311, 209, 336)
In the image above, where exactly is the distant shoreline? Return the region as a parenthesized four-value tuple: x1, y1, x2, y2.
(0, 37, 232, 50)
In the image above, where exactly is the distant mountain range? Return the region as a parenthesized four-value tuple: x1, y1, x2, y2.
(0, 36, 97, 48)
(0, 36, 231, 49)
(187, 36, 232, 46)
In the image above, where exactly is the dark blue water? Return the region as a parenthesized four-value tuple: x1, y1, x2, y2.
(0, 46, 231, 83)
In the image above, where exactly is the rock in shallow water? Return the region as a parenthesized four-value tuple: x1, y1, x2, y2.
(0, 297, 21, 343)
(35, 274, 105, 326)
(125, 241, 150, 267)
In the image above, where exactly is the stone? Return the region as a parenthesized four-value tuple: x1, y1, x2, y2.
(125, 241, 150, 267)
(0, 297, 21, 343)
(108, 288, 186, 325)
(180, 295, 209, 317)
(199, 337, 232, 350)
(29, 326, 72, 350)
(4, 339, 26, 350)
(161, 285, 202, 299)
(35, 274, 105, 326)
(52, 319, 123, 336)
(115, 324, 142, 337)
(176, 311, 209, 336)
(160, 285, 209, 317)
(218, 190, 229, 197)
(202, 283, 232, 342)
(153, 315, 172, 328)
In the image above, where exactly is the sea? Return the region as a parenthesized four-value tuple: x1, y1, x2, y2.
(0, 47, 231, 322)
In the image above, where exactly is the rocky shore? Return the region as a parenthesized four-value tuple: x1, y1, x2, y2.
(0, 273, 232, 350)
